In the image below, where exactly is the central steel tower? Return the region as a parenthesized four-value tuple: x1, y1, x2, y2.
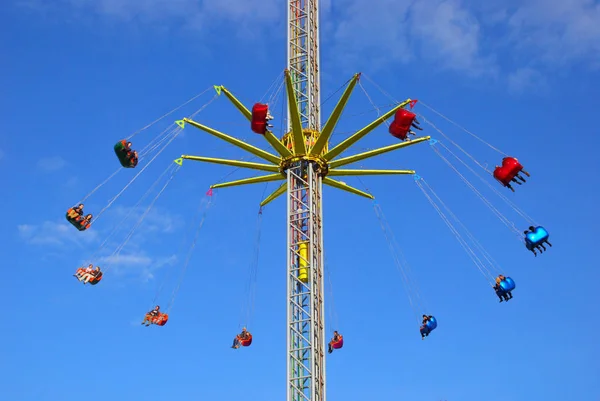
(286, 0, 325, 400)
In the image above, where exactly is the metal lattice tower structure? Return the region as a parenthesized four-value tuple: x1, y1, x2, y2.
(177, 1, 431, 400)
(287, 0, 320, 131)
(286, 0, 325, 400)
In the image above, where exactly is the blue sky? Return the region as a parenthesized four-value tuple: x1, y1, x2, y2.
(1, 0, 599, 400)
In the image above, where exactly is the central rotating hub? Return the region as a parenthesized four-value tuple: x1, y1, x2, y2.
(280, 129, 330, 176)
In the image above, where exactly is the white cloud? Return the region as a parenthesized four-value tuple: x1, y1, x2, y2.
(96, 252, 177, 281)
(409, 0, 495, 76)
(17, 207, 183, 283)
(66, 0, 200, 22)
(327, 0, 414, 70)
(326, 0, 600, 87)
(18, 0, 600, 92)
(202, 0, 280, 22)
(330, 0, 600, 71)
(505, 0, 600, 66)
(63, 176, 79, 187)
(106, 205, 180, 234)
(324, 0, 498, 78)
(21, 0, 281, 30)
(37, 156, 67, 172)
(326, 0, 496, 75)
(98, 253, 153, 266)
(507, 67, 548, 94)
(17, 206, 178, 250)
(82, 207, 182, 279)
(18, 220, 98, 246)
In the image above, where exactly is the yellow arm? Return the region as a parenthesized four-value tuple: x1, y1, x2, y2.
(323, 99, 412, 161)
(220, 86, 252, 120)
(211, 173, 285, 189)
(219, 86, 292, 157)
(181, 155, 279, 172)
(323, 177, 374, 199)
(310, 73, 361, 156)
(182, 118, 281, 165)
(285, 69, 307, 155)
(329, 136, 430, 169)
(260, 182, 287, 207)
(328, 168, 415, 176)
(264, 131, 293, 157)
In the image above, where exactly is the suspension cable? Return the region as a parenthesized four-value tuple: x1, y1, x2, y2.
(268, 76, 286, 107)
(430, 144, 523, 241)
(321, 77, 353, 106)
(373, 200, 423, 324)
(419, 113, 492, 174)
(355, 177, 428, 315)
(419, 179, 503, 275)
(353, 178, 425, 323)
(140, 94, 219, 159)
(362, 74, 399, 104)
(126, 86, 213, 141)
(324, 251, 340, 332)
(437, 141, 538, 225)
(358, 81, 390, 127)
(92, 127, 183, 224)
(75, 93, 216, 208)
(167, 193, 214, 312)
(151, 190, 210, 306)
(88, 161, 177, 263)
(418, 101, 508, 156)
(415, 177, 496, 284)
(260, 71, 285, 104)
(76, 167, 122, 205)
(138, 124, 180, 159)
(265, 80, 286, 136)
(104, 163, 181, 271)
(240, 205, 264, 328)
(189, 93, 220, 119)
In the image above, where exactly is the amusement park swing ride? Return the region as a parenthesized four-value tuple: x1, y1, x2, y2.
(64, 0, 552, 400)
